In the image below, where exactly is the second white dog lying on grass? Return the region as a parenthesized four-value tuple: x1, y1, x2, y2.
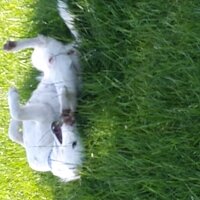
(4, 0, 83, 182)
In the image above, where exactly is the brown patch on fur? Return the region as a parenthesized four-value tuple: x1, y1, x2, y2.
(62, 109, 75, 125)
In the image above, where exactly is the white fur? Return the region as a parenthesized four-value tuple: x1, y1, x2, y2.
(5, 1, 83, 182)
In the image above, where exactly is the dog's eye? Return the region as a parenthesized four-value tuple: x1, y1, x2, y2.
(72, 141, 77, 149)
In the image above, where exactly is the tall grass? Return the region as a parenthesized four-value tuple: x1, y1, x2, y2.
(0, 0, 200, 199)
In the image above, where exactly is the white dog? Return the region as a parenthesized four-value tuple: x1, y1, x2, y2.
(4, 0, 83, 182)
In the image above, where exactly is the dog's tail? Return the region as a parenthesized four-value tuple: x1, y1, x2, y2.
(57, 0, 79, 42)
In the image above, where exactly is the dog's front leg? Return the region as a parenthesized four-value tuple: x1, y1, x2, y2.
(8, 119, 24, 147)
(56, 86, 77, 113)
(3, 35, 46, 52)
(67, 90, 77, 113)
(56, 86, 70, 113)
(8, 87, 55, 122)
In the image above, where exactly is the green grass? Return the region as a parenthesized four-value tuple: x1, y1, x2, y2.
(0, 0, 200, 199)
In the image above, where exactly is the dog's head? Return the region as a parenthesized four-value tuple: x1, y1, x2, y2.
(49, 120, 83, 181)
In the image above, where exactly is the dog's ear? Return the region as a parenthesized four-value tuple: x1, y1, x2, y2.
(51, 121, 63, 144)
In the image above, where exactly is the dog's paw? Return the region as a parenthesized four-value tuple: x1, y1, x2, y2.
(3, 41, 17, 51)
(8, 87, 19, 99)
(62, 109, 75, 125)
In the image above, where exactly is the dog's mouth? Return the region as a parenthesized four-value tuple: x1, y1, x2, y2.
(51, 121, 63, 144)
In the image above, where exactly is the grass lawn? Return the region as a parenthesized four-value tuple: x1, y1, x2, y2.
(0, 0, 200, 199)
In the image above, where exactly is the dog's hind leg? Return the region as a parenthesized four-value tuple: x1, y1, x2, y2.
(8, 119, 24, 147)
(3, 35, 46, 52)
(8, 87, 56, 122)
